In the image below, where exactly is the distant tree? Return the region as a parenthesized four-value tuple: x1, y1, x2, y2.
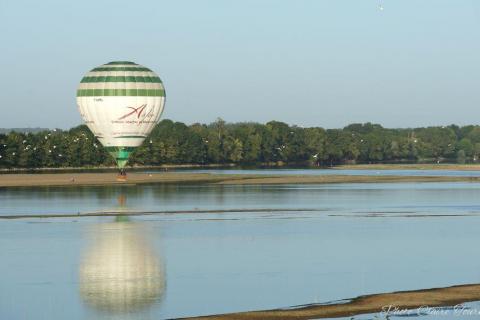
(457, 138, 473, 157)
(415, 127, 456, 161)
(467, 127, 480, 144)
(304, 127, 327, 165)
(3, 121, 480, 169)
(457, 150, 466, 164)
(474, 143, 480, 162)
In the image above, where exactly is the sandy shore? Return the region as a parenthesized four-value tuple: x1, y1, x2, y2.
(1, 172, 480, 187)
(180, 283, 480, 319)
(0, 173, 480, 187)
(0, 172, 238, 187)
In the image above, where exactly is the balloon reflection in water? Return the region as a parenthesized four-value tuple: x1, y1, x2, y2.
(79, 221, 165, 313)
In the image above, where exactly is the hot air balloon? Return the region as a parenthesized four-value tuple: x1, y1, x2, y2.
(76, 61, 166, 178)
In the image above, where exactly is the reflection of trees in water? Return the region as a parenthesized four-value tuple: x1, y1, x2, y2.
(79, 221, 165, 314)
(17, 185, 151, 201)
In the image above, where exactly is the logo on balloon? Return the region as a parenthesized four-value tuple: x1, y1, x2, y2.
(118, 104, 148, 120)
(115, 105, 156, 125)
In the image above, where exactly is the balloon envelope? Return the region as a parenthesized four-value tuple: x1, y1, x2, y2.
(77, 61, 166, 168)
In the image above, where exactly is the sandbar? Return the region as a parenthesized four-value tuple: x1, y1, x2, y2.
(180, 283, 480, 319)
(1, 172, 480, 188)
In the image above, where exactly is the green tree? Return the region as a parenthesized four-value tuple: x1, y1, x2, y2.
(457, 138, 473, 157)
(457, 150, 466, 164)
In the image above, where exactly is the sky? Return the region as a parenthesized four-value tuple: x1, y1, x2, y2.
(1, 0, 480, 129)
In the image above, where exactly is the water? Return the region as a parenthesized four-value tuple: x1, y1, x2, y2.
(2, 181, 480, 319)
(169, 167, 480, 177)
(1, 182, 480, 216)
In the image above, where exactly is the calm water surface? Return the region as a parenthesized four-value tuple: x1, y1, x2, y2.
(1, 181, 480, 319)
(170, 167, 480, 177)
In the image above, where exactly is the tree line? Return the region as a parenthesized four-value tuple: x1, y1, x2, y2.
(1, 119, 480, 169)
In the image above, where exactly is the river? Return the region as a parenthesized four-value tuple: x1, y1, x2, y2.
(1, 176, 480, 319)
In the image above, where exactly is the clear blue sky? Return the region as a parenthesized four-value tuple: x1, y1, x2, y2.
(1, 0, 480, 129)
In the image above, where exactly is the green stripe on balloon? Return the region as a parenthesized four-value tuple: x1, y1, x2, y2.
(76, 88, 165, 97)
(80, 76, 162, 83)
(92, 67, 152, 72)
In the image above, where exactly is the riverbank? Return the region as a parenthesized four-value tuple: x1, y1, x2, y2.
(2, 163, 480, 174)
(180, 283, 480, 320)
(0, 163, 234, 173)
(1, 172, 480, 187)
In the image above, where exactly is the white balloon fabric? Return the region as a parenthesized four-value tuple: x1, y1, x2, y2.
(76, 61, 166, 168)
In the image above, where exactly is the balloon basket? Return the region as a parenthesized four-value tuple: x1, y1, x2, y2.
(116, 174, 127, 182)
